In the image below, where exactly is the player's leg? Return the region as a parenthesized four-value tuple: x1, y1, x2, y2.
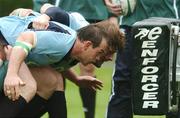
(0, 29, 37, 118)
(38, 71, 67, 118)
(46, 71, 67, 118)
(34, 75, 67, 118)
(0, 62, 37, 117)
(106, 27, 133, 118)
(16, 66, 60, 117)
(79, 63, 96, 118)
(106, 79, 133, 118)
(18, 66, 67, 118)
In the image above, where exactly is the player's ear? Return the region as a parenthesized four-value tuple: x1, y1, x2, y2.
(83, 40, 92, 50)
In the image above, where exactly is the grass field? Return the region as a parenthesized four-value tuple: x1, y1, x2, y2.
(42, 61, 166, 118)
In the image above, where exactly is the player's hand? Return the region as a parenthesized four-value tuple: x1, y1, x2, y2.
(9, 8, 33, 17)
(4, 74, 25, 101)
(32, 14, 50, 29)
(75, 76, 103, 91)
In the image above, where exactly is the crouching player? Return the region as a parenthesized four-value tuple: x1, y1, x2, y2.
(0, 9, 124, 118)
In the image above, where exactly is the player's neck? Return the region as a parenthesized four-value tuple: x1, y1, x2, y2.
(70, 38, 84, 60)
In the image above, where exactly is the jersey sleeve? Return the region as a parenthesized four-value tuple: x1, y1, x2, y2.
(31, 30, 75, 57)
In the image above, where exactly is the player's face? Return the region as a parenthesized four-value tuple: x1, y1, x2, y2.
(80, 39, 114, 68)
(92, 48, 115, 68)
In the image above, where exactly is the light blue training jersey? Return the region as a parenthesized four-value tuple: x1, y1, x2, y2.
(0, 15, 76, 66)
(0, 15, 77, 90)
(0, 11, 89, 89)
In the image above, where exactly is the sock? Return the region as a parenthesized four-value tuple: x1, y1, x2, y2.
(17, 94, 47, 118)
(0, 94, 27, 118)
(34, 106, 47, 118)
(79, 87, 96, 118)
(47, 91, 67, 118)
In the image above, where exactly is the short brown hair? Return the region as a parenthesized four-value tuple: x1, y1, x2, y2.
(77, 20, 125, 52)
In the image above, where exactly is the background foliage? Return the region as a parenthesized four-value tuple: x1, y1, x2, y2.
(0, 0, 33, 16)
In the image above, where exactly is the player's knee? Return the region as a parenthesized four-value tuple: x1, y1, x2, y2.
(29, 80, 37, 95)
(20, 79, 37, 102)
(37, 76, 58, 99)
(45, 76, 58, 91)
(30, 66, 59, 94)
(38, 75, 58, 94)
(55, 76, 64, 91)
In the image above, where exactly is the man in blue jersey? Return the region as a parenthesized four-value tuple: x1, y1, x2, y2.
(8, 5, 100, 117)
(0, 13, 124, 118)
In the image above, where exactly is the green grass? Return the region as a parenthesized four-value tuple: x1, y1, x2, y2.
(42, 61, 166, 118)
(65, 62, 113, 118)
(134, 116, 165, 118)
